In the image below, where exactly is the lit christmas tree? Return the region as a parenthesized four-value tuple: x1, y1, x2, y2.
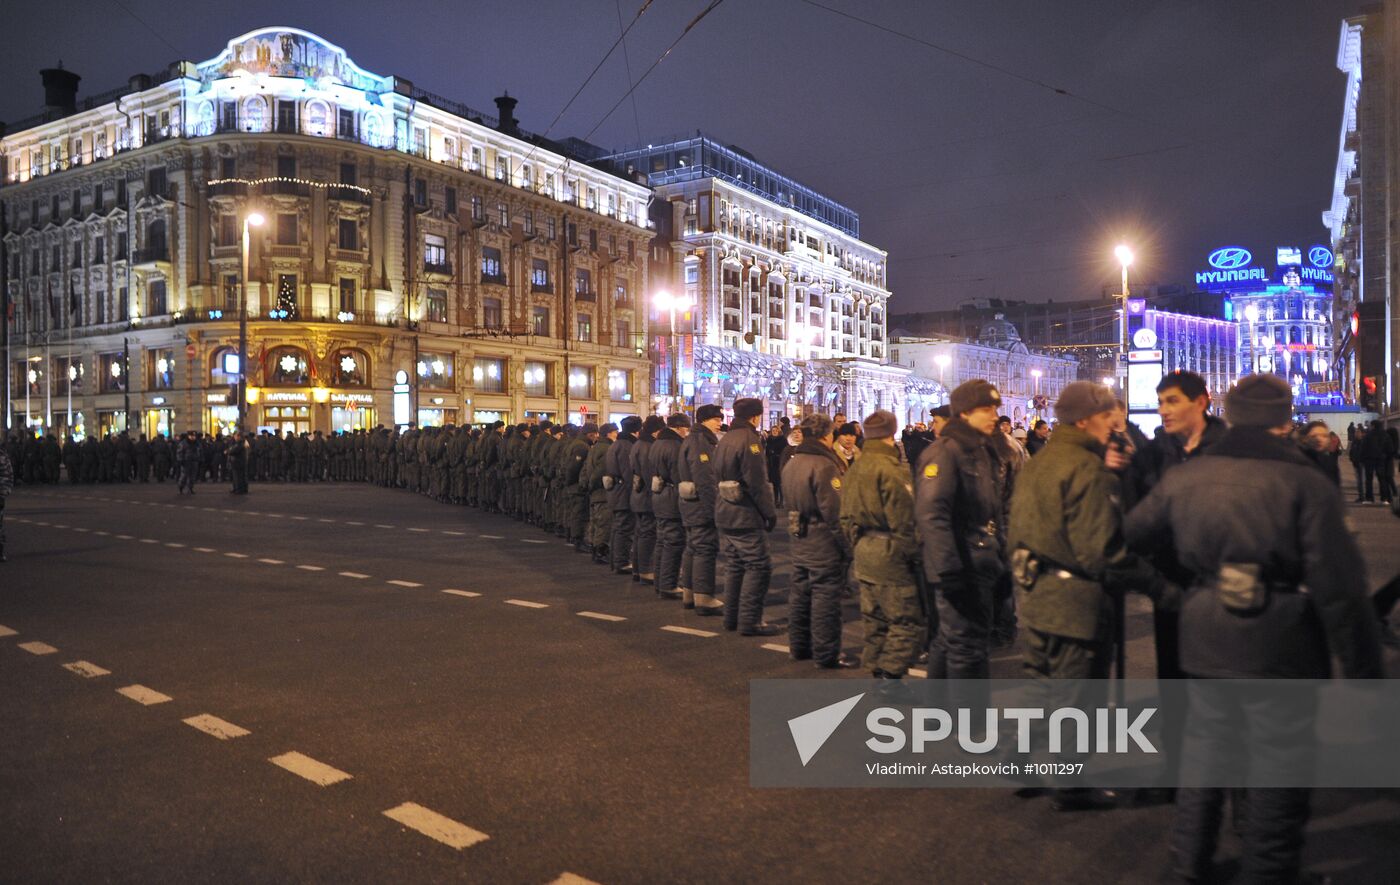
(275, 275, 298, 320)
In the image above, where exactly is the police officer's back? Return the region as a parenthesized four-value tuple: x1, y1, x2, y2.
(714, 398, 779, 635)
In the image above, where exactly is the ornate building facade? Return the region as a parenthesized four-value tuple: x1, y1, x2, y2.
(599, 135, 931, 425)
(2, 27, 653, 438)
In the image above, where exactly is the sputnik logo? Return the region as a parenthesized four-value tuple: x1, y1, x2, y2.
(787, 693, 865, 766)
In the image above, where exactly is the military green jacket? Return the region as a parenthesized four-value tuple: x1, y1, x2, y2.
(1006, 424, 1165, 642)
(583, 438, 611, 501)
(838, 439, 919, 585)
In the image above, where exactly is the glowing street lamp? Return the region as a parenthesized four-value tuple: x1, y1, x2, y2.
(654, 290, 695, 402)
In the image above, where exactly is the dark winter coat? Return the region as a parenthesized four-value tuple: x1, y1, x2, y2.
(677, 425, 718, 528)
(649, 427, 684, 520)
(714, 424, 776, 532)
(914, 418, 1007, 584)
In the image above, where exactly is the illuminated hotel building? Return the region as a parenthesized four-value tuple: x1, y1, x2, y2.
(1, 27, 653, 438)
(599, 135, 939, 425)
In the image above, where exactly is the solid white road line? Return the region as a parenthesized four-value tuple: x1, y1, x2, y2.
(296, 565, 325, 572)
(661, 625, 718, 638)
(0, 625, 17, 638)
(339, 571, 370, 579)
(382, 802, 489, 850)
(505, 599, 548, 609)
(441, 589, 481, 598)
(577, 611, 626, 622)
(258, 558, 285, 565)
(386, 579, 422, 588)
(182, 714, 251, 740)
(268, 751, 352, 787)
(63, 660, 111, 678)
(18, 641, 59, 655)
(117, 685, 172, 706)
(760, 643, 791, 653)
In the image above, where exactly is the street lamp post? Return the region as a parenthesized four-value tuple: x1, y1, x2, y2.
(239, 211, 265, 433)
(1114, 244, 1134, 386)
(935, 352, 951, 392)
(1031, 368, 1043, 419)
(1244, 302, 1260, 377)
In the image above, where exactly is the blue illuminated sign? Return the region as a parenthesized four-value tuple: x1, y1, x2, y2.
(1308, 245, 1334, 268)
(1207, 247, 1252, 270)
(1277, 247, 1302, 267)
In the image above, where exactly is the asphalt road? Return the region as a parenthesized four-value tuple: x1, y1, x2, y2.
(1, 476, 1397, 884)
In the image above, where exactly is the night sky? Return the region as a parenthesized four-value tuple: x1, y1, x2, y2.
(0, 0, 1361, 312)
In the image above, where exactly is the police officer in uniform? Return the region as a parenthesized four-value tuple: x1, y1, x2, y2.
(584, 423, 616, 562)
(606, 416, 641, 574)
(714, 398, 780, 636)
(1125, 375, 1384, 881)
(782, 413, 856, 668)
(678, 405, 724, 615)
(630, 415, 664, 585)
(915, 379, 1008, 680)
(650, 413, 690, 600)
(562, 424, 592, 549)
(839, 410, 922, 678)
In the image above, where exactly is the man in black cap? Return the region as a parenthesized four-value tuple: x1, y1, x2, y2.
(605, 417, 641, 574)
(561, 424, 592, 550)
(915, 379, 1008, 681)
(582, 423, 615, 562)
(714, 397, 780, 635)
(651, 413, 691, 599)
(630, 415, 665, 584)
(1127, 374, 1383, 880)
(679, 405, 725, 614)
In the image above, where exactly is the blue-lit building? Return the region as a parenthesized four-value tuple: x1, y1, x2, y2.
(1193, 245, 1341, 407)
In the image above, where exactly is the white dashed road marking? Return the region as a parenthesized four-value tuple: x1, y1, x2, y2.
(550, 874, 604, 885)
(93, 531, 110, 536)
(317, 518, 335, 523)
(521, 539, 547, 544)
(296, 565, 325, 572)
(117, 685, 172, 706)
(346, 521, 365, 526)
(441, 589, 481, 598)
(73, 527, 89, 533)
(139, 538, 160, 544)
(761, 643, 790, 653)
(18, 641, 59, 655)
(480, 534, 504, 539)
(387, 579, 422, 588)
(374, 524, 395, 529)
(339, 571, 370, 579)
(908, 667, 928, 679)
(382, 802, 489, 850)
(661, 625, 717, 638)
(505, 599, 548, 609)
(0, 625, 17, 637)
(291, 516, 308, 521)
(164, 542, 185, 548)
(440, 530, 465, 536)
(224, 552, 248, 559)
(407, 527, 430, 533)
(194, 547, 216, 553)
(268, 751, 353, 787)
(577, 611, 626, 622)
(63, 660, 111, 678)
(258, 558, 285, 565)
(115, 534, 133, 540)
(182, 714, 250, 740)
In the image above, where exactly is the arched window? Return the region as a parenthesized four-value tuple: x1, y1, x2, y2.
(304, 100, 330, 137)
(210, 347, 238, 386)
(266, 345, 310, 386)
(363, 112, 385, 148)
(241, 96, 267, 132)
(331, 348, 370, 387)
(195, 101, 215, 137)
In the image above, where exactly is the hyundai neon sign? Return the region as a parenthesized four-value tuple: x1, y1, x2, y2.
(1208, 247, 1252, 270)
(1308, 245, 1334, 268)
(1196, 245, 1333, 289)
(1197, 247, 1266, 287)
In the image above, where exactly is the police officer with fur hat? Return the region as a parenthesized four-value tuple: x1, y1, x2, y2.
(679, 405, 725, 615)
(651, 413, 691, 600)
(915, 379, 1008, 681)
(605, 416, 642, 574)
(583, 423, 616, 563)
(1126, 374, 1384, 881)
(630, 415, 666, 584)
(714, 398, 780, 635)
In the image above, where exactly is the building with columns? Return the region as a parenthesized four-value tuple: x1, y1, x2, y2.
(2, 27, 653, 439)
(599, 134, 934, 425)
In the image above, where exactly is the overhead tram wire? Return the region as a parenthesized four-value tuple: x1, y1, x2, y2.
(538, 0, 657, 141)
(107, 0, 186, 57)
(793, 0, 1140, 122)
(616, 0, 646, 143)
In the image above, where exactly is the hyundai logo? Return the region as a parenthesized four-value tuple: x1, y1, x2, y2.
(1309, 245, 1334, 268)
(1207, 247, 1253, 270)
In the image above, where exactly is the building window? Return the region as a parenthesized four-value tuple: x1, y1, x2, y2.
(607, 368, 632, 401)
(338, 218, 358, 251)
(496, 155, 510, 182)
(523, 210, 534, 235)
(546, 216, 557, 240)
(531, 258, 551, 291)
(273, 273, 298, 320)
(414, 178, 427, 208)
(482, 297, 502, 329)
(445, 187, 457, 215)
(147, 279, 167, 316)
(588, 228, 598, 251)
(417, 351, 453, 388)
(470, 146, 483, 172)
(147, 167, 167, 198)
(150, 348, 174, 389)
(532, 306, 551, 337)
(224, 274, 240, 311)
(266, 346, 310, 385)
(574, 268, 592, 298)
(338, 162, 357, 186)
(481, 247, 504, 283)
(576, 313, 592, 342)
(472, 357, 505, 393)
(426, 287, 447, 323)
(471, 195, 484, 222)
(338, 109, 356, 138)
(568, 366, 594, 399)
(523, 361, 552, 396)
(276, 100, 297, 133)
(338, 278, 356, 315)
(614, 283, 629, 306)
(332, 348, 369, 386)
(615, 319, 631, 347)
(100, 352, 126, 392)
(277, 155, 296, 178)
(219, 214, 238, 246)
(424, 234, 447, 269)
(277, 213, 298, 245)
(497, 202, 509, 227)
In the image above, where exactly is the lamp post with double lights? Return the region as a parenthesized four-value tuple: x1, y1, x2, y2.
(654, 290, 695, 411)
(238, 211, 265, 433)
(1114, 244, 1134, 386)
(1031, 368, 1043, 420)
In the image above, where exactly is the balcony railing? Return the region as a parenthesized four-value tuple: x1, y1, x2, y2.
(574, 289, 597, 302)
(328, 185, 371, 204)
(208, 181, 248, 197)
(423, 260, 453, 276)
(263, 180, 310, 197)
(131, 246, 169, 265)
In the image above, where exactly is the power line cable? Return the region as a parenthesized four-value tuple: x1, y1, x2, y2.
(539, 0, 657, 140)
(615, 0, 645, 143)
(107, 0, 185, 58)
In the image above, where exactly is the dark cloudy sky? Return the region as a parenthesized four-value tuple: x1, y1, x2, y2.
(0, 0, 1361, 311)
